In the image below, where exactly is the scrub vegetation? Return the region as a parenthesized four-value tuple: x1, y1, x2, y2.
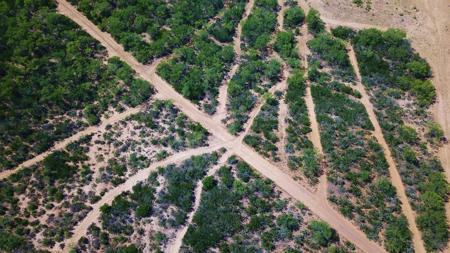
(0, 1, 153, 171)
(305, 12, 414, 252)
(0, 100, 209, 251)
(182, 156, 356, 252)
(74, 152, 221, 252)
(157, 33, 235, 114)
(68, 0, 226, 63)
(352, 28, 449, 251)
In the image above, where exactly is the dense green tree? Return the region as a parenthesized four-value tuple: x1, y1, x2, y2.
(284, 6, 305, 30)
(308, 220, 338, 247)
(202, 176, 216, 191)
(70, 0, 225, 63)
(208, 0, 247, 42)
(43, 151, 75, 183)
(308, 34, 354, 81)
(242, 5, 277, 50)
(306, 8, 325, 35)
(0, 231, 28, 252)
(384, 216, 412, 253)
(331, 26, 356, 41)
(275, 31, 296, 57)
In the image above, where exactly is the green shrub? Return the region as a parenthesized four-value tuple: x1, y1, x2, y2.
(284, 6, 305, 30)
(331, 26, 355, 41)
(306, 8, 325, 35)
(308, 220, 338, 247)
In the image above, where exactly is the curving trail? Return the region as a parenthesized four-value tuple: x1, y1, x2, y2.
(347, 45, 426, 253)
(274, 0, 289, 165)
(214, 0, 255, 122)
(63, 144, 224, 252)
(277, 0, 285, 29)
(0, 106, 143, 180)
(165, 150, 232, 252)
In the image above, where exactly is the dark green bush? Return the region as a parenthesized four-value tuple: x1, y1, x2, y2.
(306, 8, 325, 35)
(284, 6, 305, 30)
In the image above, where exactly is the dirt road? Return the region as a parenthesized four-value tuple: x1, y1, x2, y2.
(234, 144, 384, 253)
(347, 45, 426, 253)
(55, 1, 390, 252)
(297, 25, 324, 155)
(277, 90, 289, 164)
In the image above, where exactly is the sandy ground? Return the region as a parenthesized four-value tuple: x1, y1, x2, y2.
(348, 45, 426, 253)
(275, 0, 291, 166)
(277, 88, 289, 164)
(62, 144, 224, 252)
(0, 105, 142, 180)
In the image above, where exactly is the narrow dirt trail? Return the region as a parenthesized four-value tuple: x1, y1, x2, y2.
(296, 23, 327, 194)
(214, 0, 255, 122)
(277, 91, 289, 164)
(62, 144, 224, 252)
(0, 106, 142, 180)
(238, 66, 289, 143)
(53, 1, 387, 252)
(277, 0, 285, 29)
(208, 35, 228, 47)
(347, 45, 426, 253)
(165, 150, 232, 253)
(273, 0, 289, 165)
(297, 26, 323, 156)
